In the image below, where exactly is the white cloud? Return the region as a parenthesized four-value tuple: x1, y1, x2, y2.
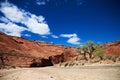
(0, 22, 27, 37)
(0, 1, 51, 37)
(0, 17, 10, 23)
(67, 36, 80, 45)
(51, 35, 59, 38)
(60, 33, 77, 38)
(24, 34, 31, 37)
(0, 2, 25, 23)
(24, 15, 50, 35)
(60, 33, 80, 45)
(0, 1, 81, 45)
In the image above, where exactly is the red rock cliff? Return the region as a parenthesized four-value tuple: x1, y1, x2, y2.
(0, 32, 77, 67)
(104, 40, 120, 56)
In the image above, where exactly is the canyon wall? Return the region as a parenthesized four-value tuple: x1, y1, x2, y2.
(0, 32, 77, 67)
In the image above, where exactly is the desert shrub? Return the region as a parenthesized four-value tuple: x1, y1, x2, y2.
(11, 66, 16, 69)
(77, 54, 85, 61)
(0, 64, 5, 69)
(0, 64, 16, 69)
(75, 47, 85, 61)
(59, 62, 62, 66)
(81, 44, 88, 60)
(93, 47, 105, 60)
(116, 55, 120, 61)
(64, 62, 69, 67)
(58, 62, 69, 67)
(75, 48, 81, 54)
(109, 55, 120, 62)
(59, 61, 77, 67)
(68, 61, 75, 66)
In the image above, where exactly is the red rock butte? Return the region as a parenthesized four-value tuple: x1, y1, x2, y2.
(0, 32, 77, 67)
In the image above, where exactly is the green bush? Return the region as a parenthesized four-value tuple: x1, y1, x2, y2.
(93, 47, 105, 60)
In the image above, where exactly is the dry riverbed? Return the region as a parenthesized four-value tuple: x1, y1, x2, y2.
(0, 63, 120, 80)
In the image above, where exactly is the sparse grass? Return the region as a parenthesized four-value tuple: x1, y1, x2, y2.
(108, 55, 120, 62)
(57, 47, 120, 67)
(57, 54, 120, 67)
(0, 64, 16, 69)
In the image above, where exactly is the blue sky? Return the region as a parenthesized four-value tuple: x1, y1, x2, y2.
(0, 0, 120, 46)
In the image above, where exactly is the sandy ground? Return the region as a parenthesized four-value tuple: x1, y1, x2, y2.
(0, 64, 120, 80)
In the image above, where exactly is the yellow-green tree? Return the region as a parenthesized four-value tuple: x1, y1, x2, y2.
(81, 44, 88, 60)
(81, 40, 95, 60)
(93, 45, 105, 60)
(87, 40, 95, 59)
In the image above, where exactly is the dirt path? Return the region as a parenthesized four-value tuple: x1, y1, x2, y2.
(0, 64, 120, 80)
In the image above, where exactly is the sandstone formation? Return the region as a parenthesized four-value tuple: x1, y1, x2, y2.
(104, 40, 120, 56)
(0, 32, 77, 67)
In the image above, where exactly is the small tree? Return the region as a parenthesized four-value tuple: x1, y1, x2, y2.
(87, 40, 95, 59)
(81, 40, 95, 60)
(93, 46, 105, 60)
(81, 44, 88, 60)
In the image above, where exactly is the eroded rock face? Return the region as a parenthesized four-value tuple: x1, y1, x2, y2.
(104, 40, 120, 56)
(0, 32, 77, 67)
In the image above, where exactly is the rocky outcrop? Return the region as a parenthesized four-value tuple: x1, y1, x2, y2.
(104, 40, 120, 56)
(0, 32, 77, 67)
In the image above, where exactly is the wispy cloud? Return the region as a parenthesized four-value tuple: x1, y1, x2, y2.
(60, 33, 77, 38)
(35, 0, 84, 6)
(0, 17, 10, 23)
(24, 34, 31, 37)
(0, 1, 51, 37)
(51, 35, 59, 38)
(60, 33, 80, 45)
(41, 35, 48, 38)
(36, 0, 49, 5)
(36, 1, 46, 5)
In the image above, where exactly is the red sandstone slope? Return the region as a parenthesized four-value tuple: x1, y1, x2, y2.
(104, 40, 120, 56)
(0, 32, 77, 67)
